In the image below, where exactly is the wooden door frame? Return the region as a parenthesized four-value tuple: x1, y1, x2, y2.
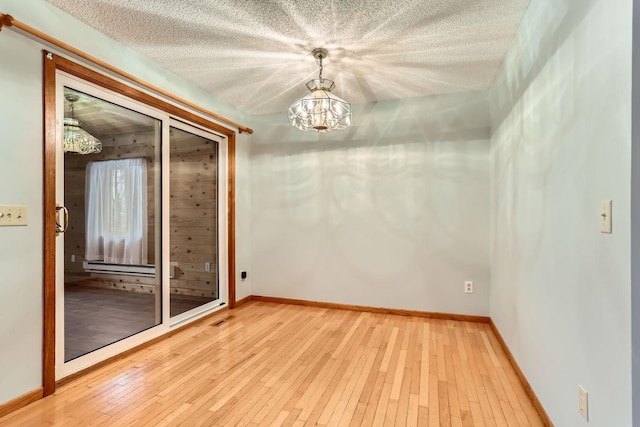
(42, 51, 237, 396)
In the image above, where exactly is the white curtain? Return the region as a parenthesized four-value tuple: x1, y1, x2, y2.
(85, 158, 148, 265)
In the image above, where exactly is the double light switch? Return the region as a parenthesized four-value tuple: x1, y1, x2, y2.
(0, 205, 28, 226)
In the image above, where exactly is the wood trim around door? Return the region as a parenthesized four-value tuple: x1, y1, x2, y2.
(228, 133, 236, 309)
(42, 51, 238, 396)
(42, 51, 57, 397)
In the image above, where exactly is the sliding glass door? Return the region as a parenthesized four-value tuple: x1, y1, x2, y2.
(55, 73, 227, 379)
(61, 86, 162, 362)
(169, 125, 220, 319)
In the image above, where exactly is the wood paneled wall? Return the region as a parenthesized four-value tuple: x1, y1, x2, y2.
(64, 129, 158, 291)
(64, 126, 219, 300)
(169, 127, 218, 299)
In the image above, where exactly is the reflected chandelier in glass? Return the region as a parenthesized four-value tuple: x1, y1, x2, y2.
(288, 48, 351, 132)
(64, 94, 102, 155)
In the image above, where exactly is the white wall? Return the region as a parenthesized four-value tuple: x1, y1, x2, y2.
(632, 1, 640, 424)
(250, 92, 492, 315)
(0, 0, 251, 405)
(490, 0, 632, 425)
(0, 15, 45, 407)
(235, 132, 253, 301)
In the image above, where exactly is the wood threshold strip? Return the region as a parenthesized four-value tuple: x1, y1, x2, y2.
(251, 295, 491, 323)
(0, 12, 253, 135)
(489, 319, 554, 427)
(0, 388, 43, 419)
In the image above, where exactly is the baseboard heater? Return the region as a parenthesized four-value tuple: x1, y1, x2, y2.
(83, 261, 156, 277)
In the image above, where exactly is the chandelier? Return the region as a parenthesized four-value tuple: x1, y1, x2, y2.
(288, 48, 351, 132)
(64, 94, 102, 155)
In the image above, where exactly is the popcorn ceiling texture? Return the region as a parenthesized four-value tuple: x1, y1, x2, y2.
(45, 0, 530, 115)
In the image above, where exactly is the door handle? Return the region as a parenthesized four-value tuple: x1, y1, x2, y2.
(55, 205, 69, 235)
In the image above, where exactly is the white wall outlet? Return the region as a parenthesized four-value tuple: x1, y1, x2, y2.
(600, 200, 612, 234)
(465, 281, 473, 294)
(205, 262, 211, 272)
(71, 255, 76, 263)
(0, 205, 28, 226)
(578, 385, 589, 421)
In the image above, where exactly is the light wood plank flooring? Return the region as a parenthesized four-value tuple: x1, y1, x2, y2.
(1, 301, 544, 426)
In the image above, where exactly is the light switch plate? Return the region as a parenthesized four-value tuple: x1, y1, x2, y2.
(578, 385, 589, 421)
(601, 200, 612, 234)
(0, 205, 28, 226)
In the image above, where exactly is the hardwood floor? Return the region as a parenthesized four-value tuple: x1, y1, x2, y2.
(1, 301, 545, 426)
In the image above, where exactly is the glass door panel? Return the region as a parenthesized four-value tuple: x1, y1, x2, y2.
(62, 86, 162, 362)
(53, 68, 229, 382)
(169, 126, 219, 317)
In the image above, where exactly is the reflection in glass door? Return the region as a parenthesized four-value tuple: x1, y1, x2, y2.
(169, 125, 219, 317)
(54, 71, 229, 381)
(62, 87, 162, 362)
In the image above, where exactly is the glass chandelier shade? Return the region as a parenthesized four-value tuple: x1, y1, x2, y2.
(288, 48, 351, 132)
(64, 95, 102, 155)
(64, 118, 102, 155)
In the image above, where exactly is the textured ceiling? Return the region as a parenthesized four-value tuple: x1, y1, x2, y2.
(64, 88, 157, 138)
(46, 0, 530, 115)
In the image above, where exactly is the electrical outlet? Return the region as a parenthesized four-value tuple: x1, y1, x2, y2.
(465, 281, 473, 294)
(579, 385, 589, 421)
(0, 205, 28, 226)
(71, 255, 76, 263)
(205, 262, 211, 272)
